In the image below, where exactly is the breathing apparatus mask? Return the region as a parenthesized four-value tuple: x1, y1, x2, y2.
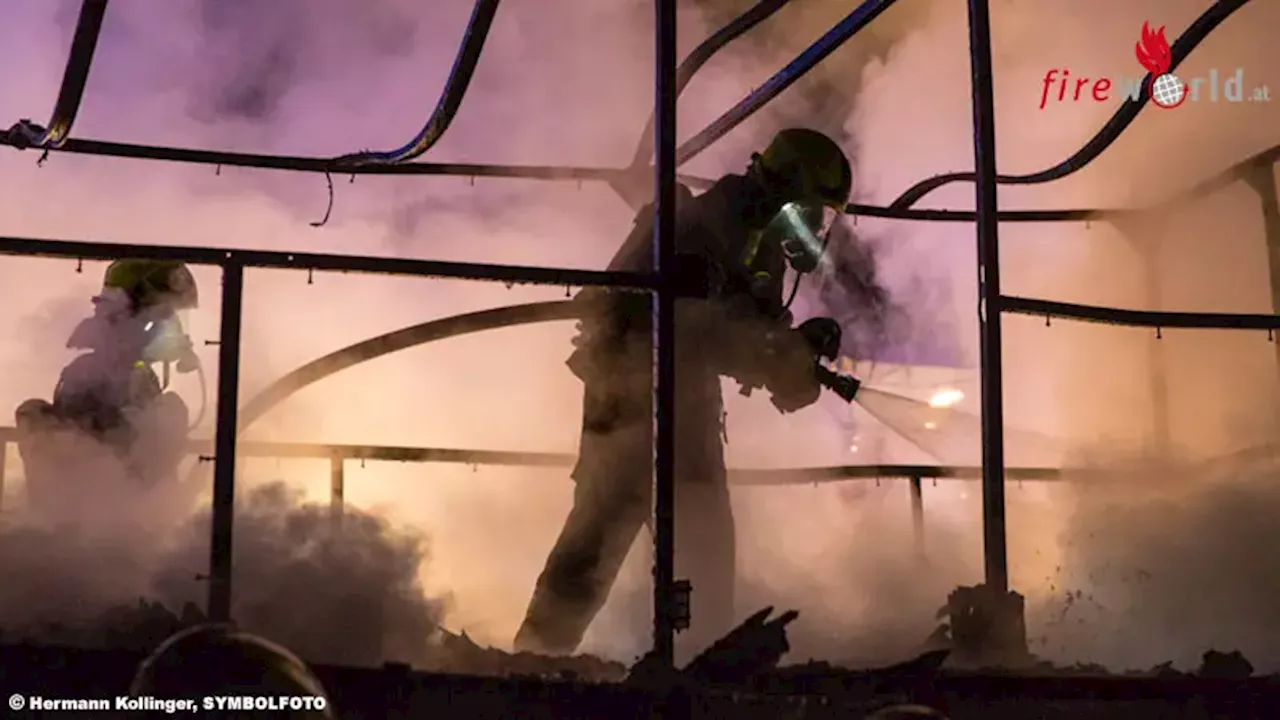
(772, 200, 839, 274)
(140, 308, 200, 376)
(741, 197, 841, 317)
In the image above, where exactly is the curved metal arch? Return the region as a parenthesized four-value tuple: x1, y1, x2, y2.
(237, 294, 1276, 466)
(231, 299, 973, 481)
(4, 0, 109, 150)
(889, 0, 1254, 210)
(675, 0, 900, 166)
(629, 0, 793, 169)
(238, 300, 581, 432)
(330, 0, 502, 168)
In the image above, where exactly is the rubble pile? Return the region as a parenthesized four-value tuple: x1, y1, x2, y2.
(2, 595, 1272, 687)
(0, 598, 207, 652)
(422, 627, 627, 682)
(5, 596, 1279, 720)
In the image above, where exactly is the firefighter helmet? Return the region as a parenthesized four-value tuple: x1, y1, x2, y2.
(103, 259, 199, 312)
(130, 624, 333, 717)
(757, 128, 853, 209)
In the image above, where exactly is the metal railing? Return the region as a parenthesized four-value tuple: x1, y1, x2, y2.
(0, 426, 1063, 571)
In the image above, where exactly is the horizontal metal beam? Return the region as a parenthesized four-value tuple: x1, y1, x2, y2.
(1003, 295, 1280, 330)
(0, 235, 657, 289)
(0, 428, 1062, 484)
(0, 134, 703, 184)
(217, 440, 1066, 484)
(8, 135, 1274, 225)
(847, 204, 1100, 223)
(0, 133, 1111, 223)
(235, 440, 571, 468)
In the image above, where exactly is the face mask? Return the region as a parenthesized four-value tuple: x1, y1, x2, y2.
(769, 201, 839, 273)
(140, 311, 193, 366)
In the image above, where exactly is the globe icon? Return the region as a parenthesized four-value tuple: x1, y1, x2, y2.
(1151, 73, 1187, 108)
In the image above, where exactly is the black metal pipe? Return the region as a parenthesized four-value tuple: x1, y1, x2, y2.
(331, 0, 502, 167)
(966, 0, 1008, 594)
(0, 236, 656, 290)
(330, 456, 345, 530)
(1245, 162, 1280, 323)
(0, 425, 1069, 482)
(5, 0, 109, 149)
(890, 0, 1254, 210)
(1244, 162, 1280, 427)
(0, 441, 7, 516)
(909, 476, 925, 563)
(206, 262, 246, 623)
(1002, 295, 1280, 330)
(1140, 236, 1172, 450)
(652, 0, 679, 670)
(0, 131, 708, 183)
(675, 0, 899, 167)
(629, 0, 792, 168)
(3, 133, 1274, 225)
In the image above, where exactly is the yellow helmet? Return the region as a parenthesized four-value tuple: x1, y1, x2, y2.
(103, 259, 198, 312)
(757, 128, 853, 209)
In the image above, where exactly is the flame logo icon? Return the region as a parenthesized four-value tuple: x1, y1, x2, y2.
(1135, 22, 1172, 75)
(1135, 22, 1186, 109)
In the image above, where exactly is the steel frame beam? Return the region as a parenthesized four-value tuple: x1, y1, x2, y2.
(651, 0, 679, 668)
(331, 0, 502, 168)
(0, 0, 1273, 664)
(207, 263, 244, 622)
(966, 0, 1008, 593)
(0, 427, 1066, 482)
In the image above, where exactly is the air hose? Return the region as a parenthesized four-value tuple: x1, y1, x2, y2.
(188, 361, 208, 432)
(157, 356, 208, 433)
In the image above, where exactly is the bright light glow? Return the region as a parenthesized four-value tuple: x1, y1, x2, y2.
(923, 421, 937, 430)
(928, 388, 964, 408)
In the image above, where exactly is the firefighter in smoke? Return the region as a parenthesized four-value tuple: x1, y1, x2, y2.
(515, 128, 862, 657)
(14, 259, 201, 515)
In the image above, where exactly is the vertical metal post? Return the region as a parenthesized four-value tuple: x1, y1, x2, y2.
(909, 476, 925, 563)
(207, 261, 245, 623)
(0, 441, 7, 516)
(966, 0, 1008, 594)
(1244, 162, 1280, 373)
(651, 0, 679, 670)
(329, 455, 345, 530)
(1110, 216, 1171, 450)
(1140, 237, 1171, 450)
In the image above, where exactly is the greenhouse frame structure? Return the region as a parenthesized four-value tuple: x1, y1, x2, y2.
(1, 0, 1277, 669)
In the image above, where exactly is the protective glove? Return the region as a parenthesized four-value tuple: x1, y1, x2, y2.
(761, 326, 822, 413)
(796, 316, 842, 360)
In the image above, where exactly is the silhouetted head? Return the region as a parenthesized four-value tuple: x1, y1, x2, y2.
(744, 128, 854, 275)
(865, 704, 949, 720)
(130, 624, 333, 718)
(68, 260, 200, 364)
